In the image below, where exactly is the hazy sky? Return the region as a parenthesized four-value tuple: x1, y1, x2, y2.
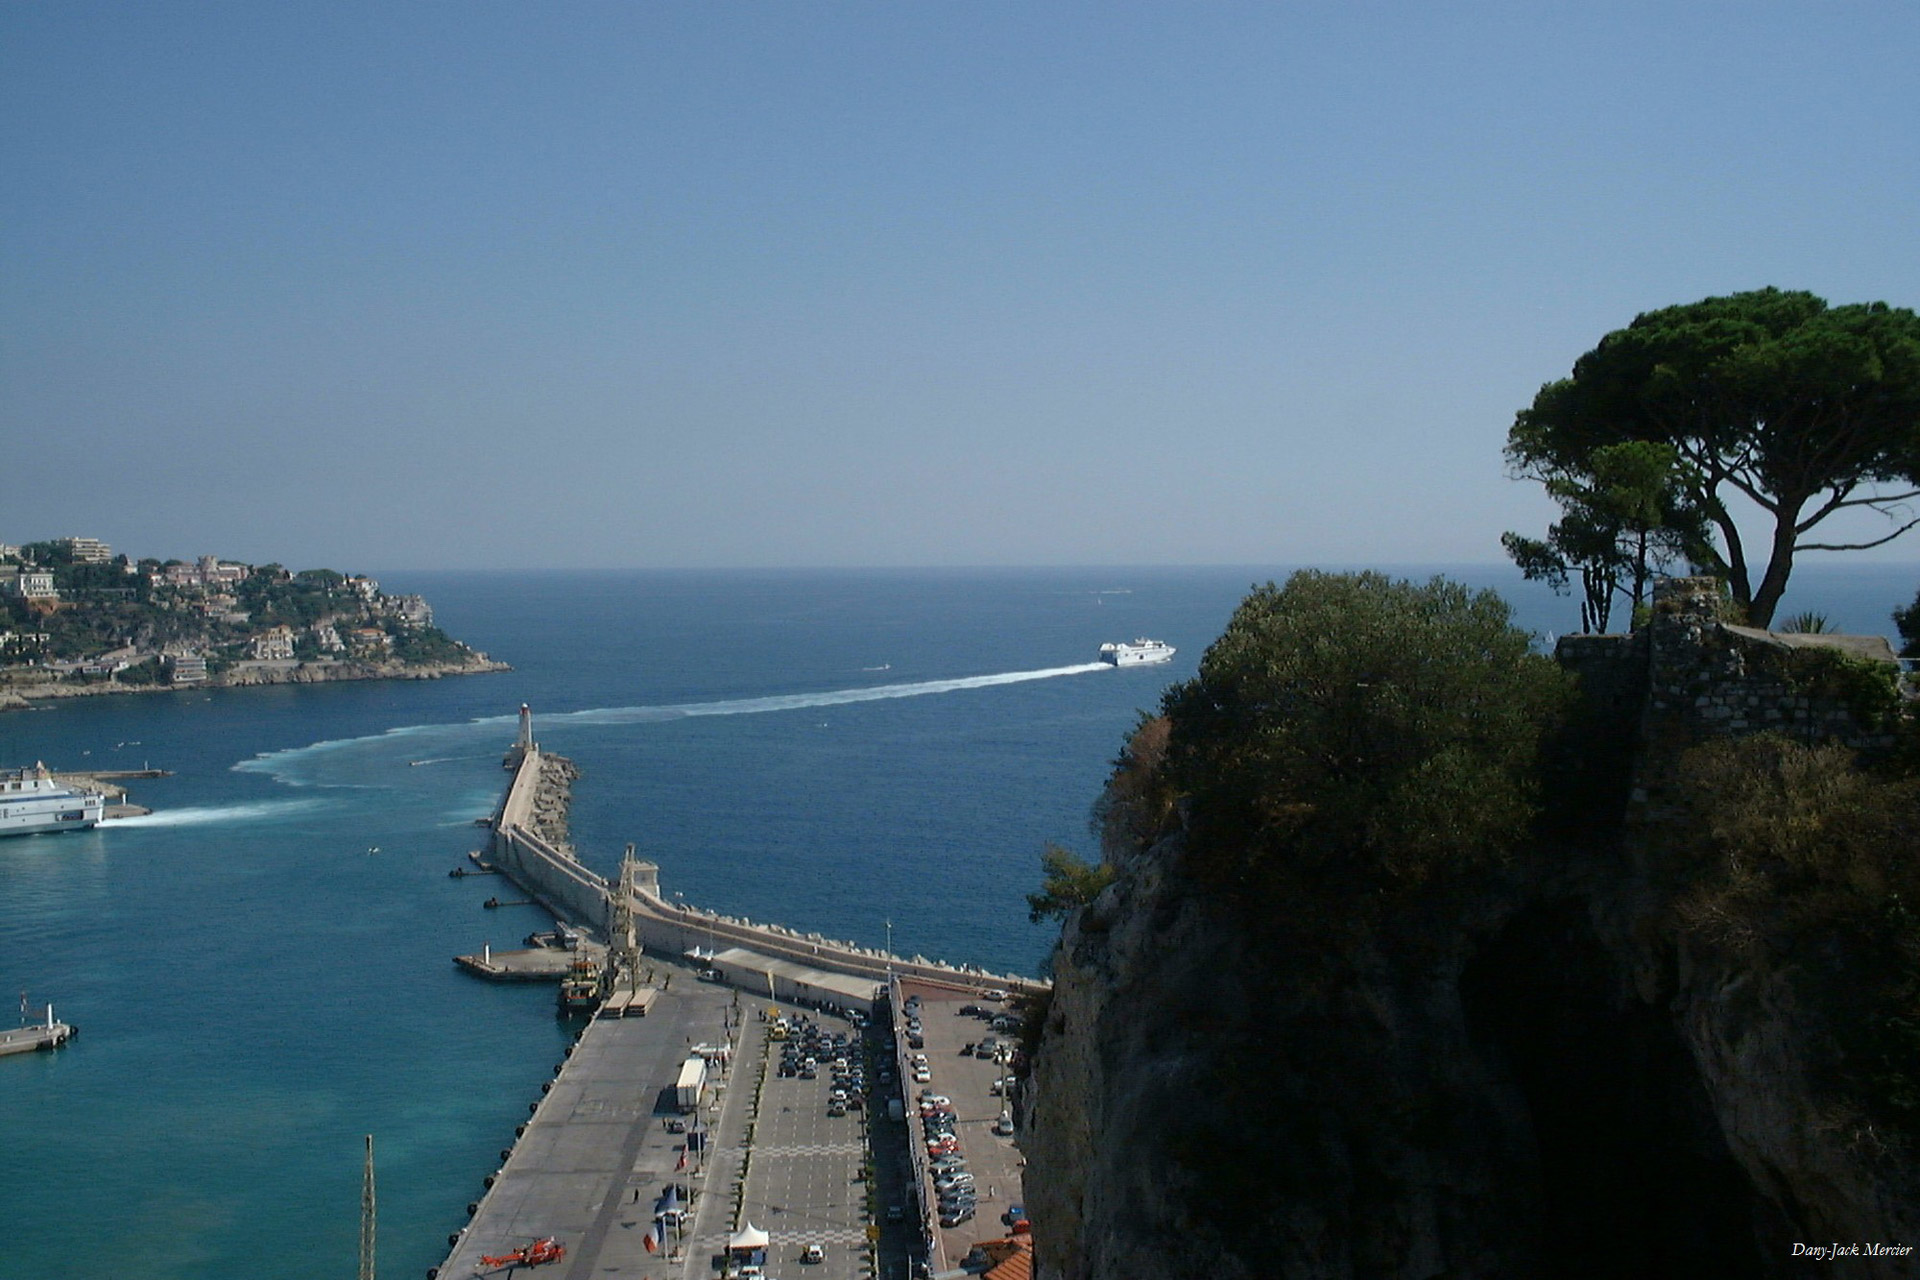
(6, 3, 1918, 570)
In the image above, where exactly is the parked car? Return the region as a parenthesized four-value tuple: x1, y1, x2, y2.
(939, 1207, 976, 1228)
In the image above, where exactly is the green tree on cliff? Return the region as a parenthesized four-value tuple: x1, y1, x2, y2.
(1026, 844, 1115, 923)
(1159, 571, 1571, 894)
(1502, 440, 1709, 633)
(1895, 588, 1920, 658)
(1507, 288, 1920, 627)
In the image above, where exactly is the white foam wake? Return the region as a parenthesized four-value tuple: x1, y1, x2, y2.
(235, 661, 1111, 784)
(551, 663, 1112, 727)
(110, 798, 333, 828)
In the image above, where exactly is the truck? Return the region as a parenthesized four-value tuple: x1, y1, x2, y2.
(675, 1055, 708, 1113)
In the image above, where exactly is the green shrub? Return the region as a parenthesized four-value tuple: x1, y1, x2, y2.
(1158, 571, 1573, 900)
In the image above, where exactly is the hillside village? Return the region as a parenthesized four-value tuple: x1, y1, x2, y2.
(0, 535, 502, 698)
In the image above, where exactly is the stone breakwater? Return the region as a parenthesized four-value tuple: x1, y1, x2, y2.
(0, 656, 509, 711)
(527, 754, 580, 854)
(489, 744, 1045, 997)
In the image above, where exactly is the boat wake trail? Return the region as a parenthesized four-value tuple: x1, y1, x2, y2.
(236, 661, 1112, 785)
(552, 662, 1112, 728)
(111, 798, 333, 828)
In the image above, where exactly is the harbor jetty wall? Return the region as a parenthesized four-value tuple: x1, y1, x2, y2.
(488, 744, 1045, 996)
(491, 750, 614, 929)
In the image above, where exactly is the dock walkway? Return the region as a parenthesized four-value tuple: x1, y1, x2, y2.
(437, 977, 743, 1279)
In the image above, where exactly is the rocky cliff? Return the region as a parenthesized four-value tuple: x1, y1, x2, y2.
(1024, 579, 1920, 1278)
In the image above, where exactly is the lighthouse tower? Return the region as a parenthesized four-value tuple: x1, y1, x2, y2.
(505, 703, 536, 769)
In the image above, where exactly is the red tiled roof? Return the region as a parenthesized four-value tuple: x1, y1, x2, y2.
(982, 1236, 1034, 1280)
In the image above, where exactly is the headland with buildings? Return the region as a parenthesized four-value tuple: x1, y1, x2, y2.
(0, 535, 505, 712)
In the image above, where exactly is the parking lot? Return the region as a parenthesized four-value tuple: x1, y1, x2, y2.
(894, 978, 1028, 1273)
(743, 1003, 880, 1280)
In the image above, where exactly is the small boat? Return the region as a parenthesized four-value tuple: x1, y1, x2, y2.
(482, 1236, 566, 1268)
(558, 954, 603, 1013)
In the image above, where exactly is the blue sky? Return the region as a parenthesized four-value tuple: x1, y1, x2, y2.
(6, 3, 1918, 570)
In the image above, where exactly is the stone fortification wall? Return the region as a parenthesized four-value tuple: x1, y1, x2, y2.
(1645, 577, 1900, 752)
(1554, 577, 1901, 757)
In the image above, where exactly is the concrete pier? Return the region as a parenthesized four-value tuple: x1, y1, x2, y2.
(436, 977, 744, 1278)
(0, 1020, 75, 1057)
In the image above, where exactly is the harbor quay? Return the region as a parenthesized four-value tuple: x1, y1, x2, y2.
(439, 708, 1040, 1279)
(436, 975, 742, 1278)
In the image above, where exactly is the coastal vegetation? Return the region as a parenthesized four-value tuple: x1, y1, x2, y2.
(1027, 568, 1920, 1274)
(1154, 571, 1572, 901)
(1666, 733, 1920, 1138)
(1504, 287, 1920, 628)
(1898, 587, 1920, 657)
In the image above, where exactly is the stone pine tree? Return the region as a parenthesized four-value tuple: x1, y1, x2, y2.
(1506, 288, 1920, 627)
(1502, 440, 1708, 633)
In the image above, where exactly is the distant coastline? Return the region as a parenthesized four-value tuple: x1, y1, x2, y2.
(0, 653, 508, 712)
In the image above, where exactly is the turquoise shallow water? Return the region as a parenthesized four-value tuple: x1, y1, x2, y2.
(0, 564, 1912, 1279)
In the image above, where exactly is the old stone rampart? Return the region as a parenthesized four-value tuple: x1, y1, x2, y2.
(1554, 576, 1902, 757)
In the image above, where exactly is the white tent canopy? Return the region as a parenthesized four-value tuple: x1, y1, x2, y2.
(729, 1224, 770, 1251)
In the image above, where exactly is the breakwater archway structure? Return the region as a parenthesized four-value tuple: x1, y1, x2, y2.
(486, 730, 1046, 1001)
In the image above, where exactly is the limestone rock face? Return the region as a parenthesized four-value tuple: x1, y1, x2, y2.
(1027, 836, 1540, 1280)
(1026, 831, 1920, 1279)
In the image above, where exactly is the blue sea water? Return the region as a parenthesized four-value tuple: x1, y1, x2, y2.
(1, 564, 1913, 1279)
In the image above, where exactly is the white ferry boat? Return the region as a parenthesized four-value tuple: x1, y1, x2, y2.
(0, 763, 106, 838)
(1098, 638, 1176, 667)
